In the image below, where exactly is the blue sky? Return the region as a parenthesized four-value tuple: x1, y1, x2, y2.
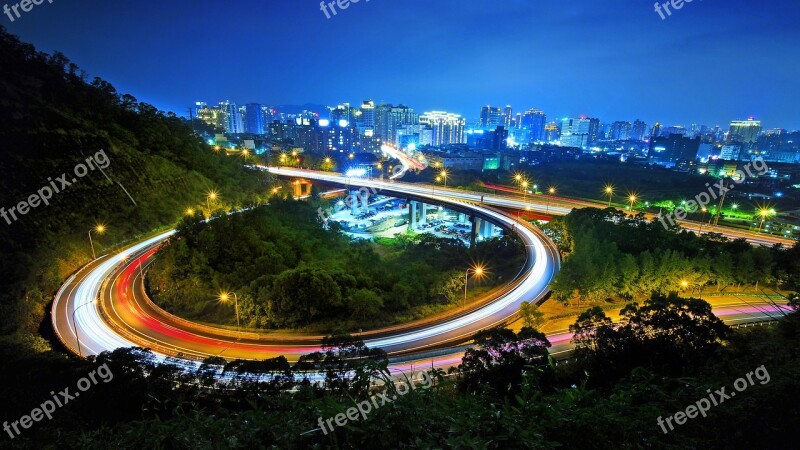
(5, 0, 800, 128)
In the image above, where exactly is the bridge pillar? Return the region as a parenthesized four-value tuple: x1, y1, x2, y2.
(470, 215, 478, 246)
(419, 203, 427, 225)
(359, 190, 370, 214)
(409, 201, 418, 230)
(350, 191, 359, 216)
(482, 220, 493, 239)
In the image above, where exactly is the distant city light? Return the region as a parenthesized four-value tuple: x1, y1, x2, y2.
(318, 119, 330, 127)
(407, 143, 417, 151)
(339, 119, 349, 127)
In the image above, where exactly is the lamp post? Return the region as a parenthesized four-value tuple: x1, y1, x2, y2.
(88, 225, 105, 260)
(206, 191, 219, 212)
(605, 185, 614, 207)
(699, 207, 708, 232)
(464, 266, 485, 307)
(546, 187, 556, 213)
(440, 170, 448, 188)
(628, 194, 638, 214)
(219, 292, 240, 333)
(72, 300, 97, 358)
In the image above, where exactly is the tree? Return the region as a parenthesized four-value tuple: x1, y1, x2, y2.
(458, 326, 552, 394)
(519, 301, 544, 329)
(348, 288, 384, 320)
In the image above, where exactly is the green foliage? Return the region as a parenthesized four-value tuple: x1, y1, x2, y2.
(149, 200, 526, 330)
(551, 207, 794, 304)
(570, 292, 730, 385)
(0, 27, 265, 348)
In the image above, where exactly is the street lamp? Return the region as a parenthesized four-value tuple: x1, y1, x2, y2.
(440, 170, 448, 187)
(699, 207, 708, 232)
(604, 185, 615, 207)
(206, 190, 219, 212)
(185, 208, 195, 216)
(88, 224, 106, 260)
(546, 187, 556, 213)
(219, 292, 240, 333)
(628, 194, 638, 213)
(757, 208, 774, 233)
(464, 266, 485, 307)
(72, 300, 97, 357)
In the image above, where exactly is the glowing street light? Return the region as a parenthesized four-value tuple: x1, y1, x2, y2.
(185, 208, 195, 216)
(628, 194, 638, 212)
(546, 187, 556, 213)
(680, 280, 689, 289)
(88, 224, 106, 260)
(464, 266, 485, 307)
(604, 185, 615, 207)
(219, 292, 240, 332)
(206, 190, 219, 212)
(440, 170, 448, 187)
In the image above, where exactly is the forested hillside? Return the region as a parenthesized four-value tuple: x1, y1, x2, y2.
(0, 26, 266, 354)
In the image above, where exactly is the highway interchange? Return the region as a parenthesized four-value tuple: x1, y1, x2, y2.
(51, 164, 794, 375)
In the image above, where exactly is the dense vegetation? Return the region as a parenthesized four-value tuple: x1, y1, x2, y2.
(3, 295, 797, 449)
(148, 199, 525, 330)
(545, 207, 800, 303)
(0, 26, 267, 356)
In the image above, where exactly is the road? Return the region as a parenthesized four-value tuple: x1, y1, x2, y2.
(51, 165, 793, 373)
(51, 179, 561, 364)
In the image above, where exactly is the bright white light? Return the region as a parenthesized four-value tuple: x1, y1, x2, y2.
(339, 119, 349, 127)
(407, 143, 417, 151)
(345, 168, 367, 177)
(318, 119, 330, 127)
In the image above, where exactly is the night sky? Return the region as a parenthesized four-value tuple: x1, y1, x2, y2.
(5, 0, 800, 128)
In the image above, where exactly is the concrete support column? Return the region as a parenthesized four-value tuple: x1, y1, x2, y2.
(409, 201, 418, 230)
(482, 220, 493, 239)
(359, 190, 370, 214)
(470, 216, 478, 246)
(350, 192, 359, 216)
(419, 203, 427, 225)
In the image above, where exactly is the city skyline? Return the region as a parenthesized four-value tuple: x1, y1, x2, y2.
(4, 0, 800, 129)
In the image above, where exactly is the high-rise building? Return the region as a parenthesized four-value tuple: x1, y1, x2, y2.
(651, 122, 662, 138)
(587, 118, 601, 144)
(631, 119, 648, 141)
(728, 117, 762, 144)
(503, 105, 513, 128)
(521, 109, 547, 142)
(375, 104, 418, 143)
(609, 121, 633, 141)
(420, 111, 466, 146)
(359, 100, 376, 131)
(220, 101, 243, 134)
(719, 144, 742, 161)
(479, 106, 504, 129)
(648, 134, 701, 166)
(544, 122, 560, 142)
(196, 102, 225, 131)
(559, 117, 592, 148)
(244, 103, 265, 134)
